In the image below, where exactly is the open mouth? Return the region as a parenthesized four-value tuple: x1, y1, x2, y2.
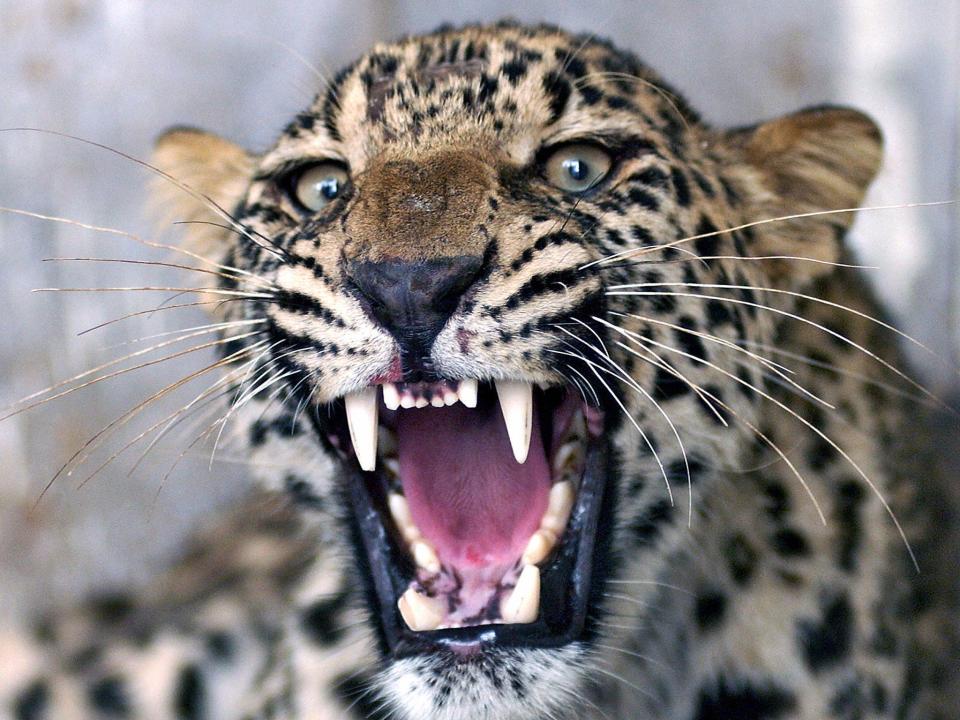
(323, 379, 608, 654)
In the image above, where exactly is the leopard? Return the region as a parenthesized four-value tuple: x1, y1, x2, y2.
(1, 20, 956, 720)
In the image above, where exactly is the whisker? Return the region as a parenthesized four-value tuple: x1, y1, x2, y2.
(581, 200, 955, 269)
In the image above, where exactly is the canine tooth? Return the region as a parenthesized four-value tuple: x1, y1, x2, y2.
(400, 394, 416, 409)
(521, 529, 558, 565)
(495, 380, 533, 464)
(411, 539, 441, 574)
(382, 383, 401, 411)
(458, 379, 478, 408)
(500, 565, 540, 624)
(430, 395, 446, 408)
(398, 589, 444, 632)
(415, 396, 429, 408)
(345, 387, 378, 472)
(540, 481, 575, 535)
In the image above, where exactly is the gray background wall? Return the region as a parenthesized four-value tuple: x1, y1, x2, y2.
(1, 0, 958, 621)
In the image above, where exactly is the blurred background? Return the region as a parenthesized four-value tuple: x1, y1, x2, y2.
(0, 0, 957, 622)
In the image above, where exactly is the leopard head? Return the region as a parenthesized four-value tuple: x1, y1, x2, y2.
(151, 22, 882, 719)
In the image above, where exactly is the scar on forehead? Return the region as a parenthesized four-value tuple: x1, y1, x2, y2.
(367, 59, 488, 123)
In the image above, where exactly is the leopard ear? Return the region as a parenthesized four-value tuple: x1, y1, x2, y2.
(727, 105, 883, 285)
(150, 127, 255, 261)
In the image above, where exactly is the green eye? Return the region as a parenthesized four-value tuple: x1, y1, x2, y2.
(544, 143, 612, 193)
(293, 163, 350, 211)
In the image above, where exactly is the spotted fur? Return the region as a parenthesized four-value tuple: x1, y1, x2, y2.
(2, 21, 955, 720)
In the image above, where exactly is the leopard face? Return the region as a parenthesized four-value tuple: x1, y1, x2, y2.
(153, 22, 883, 718)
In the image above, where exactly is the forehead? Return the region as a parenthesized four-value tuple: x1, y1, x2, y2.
(260, 25, 690, 171)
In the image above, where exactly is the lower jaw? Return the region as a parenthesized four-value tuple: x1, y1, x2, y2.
(344, 435, 610, 658)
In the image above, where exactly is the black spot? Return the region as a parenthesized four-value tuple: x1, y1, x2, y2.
(693, 216, 720, 257)
(174, 665, 205, 720)
(674, 316, 706, 360)
(761, 482, 790, 521)
(248, 419, 268, 447)
(705, 299, 732, 327)
(627, 187, 660, 211)
(284, 474, 323, 510)
(578, 83, 604, 105)
(205, 631, 235, 663)
(628, 166, 670, 188)
(695, 591, 728, 632)
(89, 676, 131, 716)
(670, 166, 692, 207)
(631, 224, 655, 246)
(835, 479, 866, 572)
(14, 679, 48, 720)
(299, 590, 351, 645)
(693, 677, 797, 720)
(542, 71, 571, 123)
(726, 533, 758, 586)
(653, 366, 690, 401)
(630, 499, 675, 546)
(772, 527, 811, 557)
(797, 591, 854, 672)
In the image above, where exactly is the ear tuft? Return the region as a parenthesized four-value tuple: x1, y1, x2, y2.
(729, 105, 883, 285)
(150, 127, 255, 261)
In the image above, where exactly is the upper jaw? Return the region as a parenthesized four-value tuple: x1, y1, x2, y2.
(320, 377, 611, 656)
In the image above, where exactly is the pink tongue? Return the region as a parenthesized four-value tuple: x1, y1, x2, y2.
(397, 401, 550, 569)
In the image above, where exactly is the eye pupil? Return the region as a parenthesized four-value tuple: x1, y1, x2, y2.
(319, 177, 340, 200)
(562, 158, 589, 182)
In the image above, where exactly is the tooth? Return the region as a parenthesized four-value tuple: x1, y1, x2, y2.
(415, 396, 429, 408)
(430, 395, 445, 408)
(400, 394, 416, 409)
(495, 380, 533, 464)
(521, 529, 558, 565)
(384, 457, 401, 478)
(411, 539, 441, 574)
(500, 565, 540, 624)
(443, 389, 459, 406)
(552, 441, 578, 476)
(458, 379, 478, 408)
(345, 387, 378, 472)
(388, 493, 422, 543)
(398, 589, 444, 631)
(382, 383, 401, 411)
(540, 480, 575, 535)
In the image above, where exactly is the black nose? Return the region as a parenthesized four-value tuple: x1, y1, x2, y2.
(348, 255, 483, 352)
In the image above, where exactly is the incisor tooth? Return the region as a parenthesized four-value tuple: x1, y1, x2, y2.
(415, 397, 429, 409)
(400, 394, 416, 409)
(541, 481, 575, 535)
(411, 539, 441, 574)
(500, 565, 540, 624)
(521, 528, 558, 565)
(458, 379, 478, 408)
(382, 383, 401, 411)
(495, 380, 533, 463)
(398, 589, 444, 632)
(344, 387, 378, 472)
(430, 395, 445, 408)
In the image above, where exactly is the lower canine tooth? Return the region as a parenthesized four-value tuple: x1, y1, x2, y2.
(521, 529, 558, 565)
(398, 589, 444, 631)
(411, 539, 441, 574)
(344, 387, 378, 472)
(500, 565, 540, 624)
